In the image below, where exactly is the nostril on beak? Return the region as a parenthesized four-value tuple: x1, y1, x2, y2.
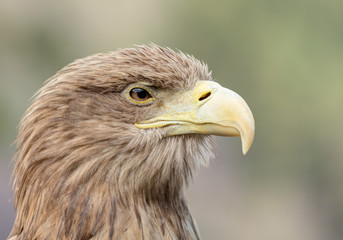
(199, 92, 211, 101)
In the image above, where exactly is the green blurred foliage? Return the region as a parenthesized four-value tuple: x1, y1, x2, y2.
(1, 0, 342, 239)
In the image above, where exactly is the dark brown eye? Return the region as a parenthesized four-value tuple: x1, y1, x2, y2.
(129, 88, 153, 102)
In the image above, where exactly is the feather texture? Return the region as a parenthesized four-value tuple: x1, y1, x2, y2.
(9, 45, 216, 239)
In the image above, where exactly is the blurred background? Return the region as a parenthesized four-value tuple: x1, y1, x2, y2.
(0, 0, 342, 239)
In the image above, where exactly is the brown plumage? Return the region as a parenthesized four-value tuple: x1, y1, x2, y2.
(9, 44, 254, 240)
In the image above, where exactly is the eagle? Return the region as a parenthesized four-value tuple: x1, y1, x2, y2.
(9, 45, 254, 240)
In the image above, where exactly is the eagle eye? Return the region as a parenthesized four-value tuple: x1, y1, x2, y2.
(128, 87, 153, 104)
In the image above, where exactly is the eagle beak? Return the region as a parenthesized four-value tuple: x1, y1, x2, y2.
(135, 81, 255, 155)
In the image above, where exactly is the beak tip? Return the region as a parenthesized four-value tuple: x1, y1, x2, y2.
(241, 130, 254, 155)
(242, 146, 249, 155)
(242, 145, 251, 155)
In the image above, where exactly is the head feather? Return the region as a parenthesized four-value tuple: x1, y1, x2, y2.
(10, 44, 215, 240)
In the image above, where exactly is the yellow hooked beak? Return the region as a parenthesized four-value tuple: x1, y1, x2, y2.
(135, 81, 255, 155)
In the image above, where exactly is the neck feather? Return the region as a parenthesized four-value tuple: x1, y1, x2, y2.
(11, 128, 214, 239)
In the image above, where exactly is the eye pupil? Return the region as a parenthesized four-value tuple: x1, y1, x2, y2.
(129, 88, 152, 102)
(136, 89, 147, 99)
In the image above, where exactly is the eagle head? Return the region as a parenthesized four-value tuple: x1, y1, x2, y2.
(10, 45, 254, 240)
